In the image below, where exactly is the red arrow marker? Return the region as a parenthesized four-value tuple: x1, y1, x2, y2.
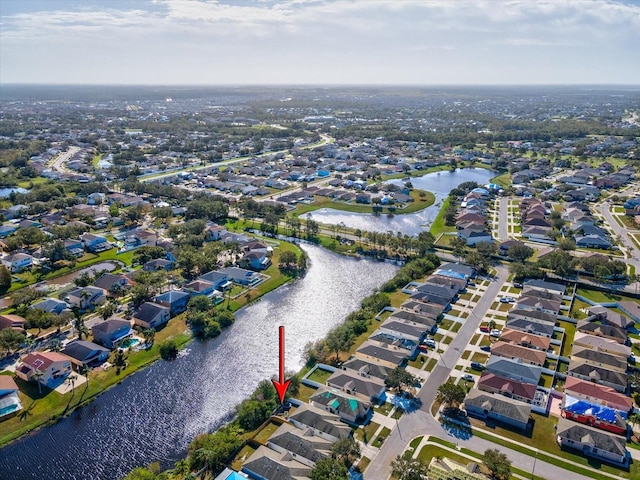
(271, 325, 291, 405)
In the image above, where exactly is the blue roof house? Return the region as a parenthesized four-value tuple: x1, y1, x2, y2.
(30, 297, 69, 315)
(154, 290, 190, 316)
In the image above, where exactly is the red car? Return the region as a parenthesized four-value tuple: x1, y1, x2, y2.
(479, 326, 490, 333)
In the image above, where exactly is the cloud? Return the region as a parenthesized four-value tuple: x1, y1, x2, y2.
(0, 0, 638, 84)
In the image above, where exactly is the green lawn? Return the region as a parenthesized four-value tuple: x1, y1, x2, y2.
(430, 196, 456, 236)
(306, 367, 333, 384)
(354, 421, 380, 444)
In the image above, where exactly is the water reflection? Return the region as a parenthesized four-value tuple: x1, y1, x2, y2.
(305, 168, 496, 235)
(0, 245, 398, 480)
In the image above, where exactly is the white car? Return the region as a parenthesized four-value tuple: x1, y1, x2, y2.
(490, 329, 502, 337)
(462, 374, 474, 382)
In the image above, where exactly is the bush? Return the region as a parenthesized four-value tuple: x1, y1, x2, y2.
(159, 340, 178, 361)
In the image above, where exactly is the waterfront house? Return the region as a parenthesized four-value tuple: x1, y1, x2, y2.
(556, 418, 629, 467)
(133, 302, 170, 330)
(64, 239, 84, 257)
(341, 358, 392, 381)
(1, 252, 33, 273)
(310, 387, 371, 425)
(242, 251, 271, 270)
(91, 318, 133, 349)
(288, 404, 352, 442)
(241, 445, 312, 480)
(355, 341, 408, 369)
(154, 290, 190, 316)
(0, 376, 22, 419)
(218, 266, 261, 286)
(80, 233, 110, 253)
(379, 317, 427, 343)
(61, 339, 110, 368)
(326, 368, 386, 404)
(198, 271, 232, 291)
(267, 423, 331, 467)
(16, 351, 72, 387)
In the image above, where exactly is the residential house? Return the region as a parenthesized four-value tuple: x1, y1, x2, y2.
(1, 253, 33, 273)
(570, 345, 627, 374)
(379, 318, 427, 343)
(0, 376, 22, 419)
(399, 300, 444, 321)
(426, 274, 467, 292)
(355, 341, 408, 369)
(64, 286, 106, 310)
(341, 358, 391, 381)
(427, 457, 487, 480)
(183, 279, 216, 297)
(30, 297, 69, 315)
(490, 341, 547, 367)
(0, 314, 26, 331)
(457, 229, 493, 246)
(0, 224, 18, 238)
(486, 356, 543, 385)
(93, 273, 132, 297)
(267, 424, 331, 468)
(562, 394, 627, 436)
(154, 290, 190, 316)
(499, 328, 550, 351)
(133, 302, 170, 330)
(241, 445, 312, 480)
(463, 388, 532, 431)
(477, 372, 538, 404)
(499, 240, 525, 256)
(556, 418, 629, 467)
(573, 332, 631, 358)
(218, 267, 261, 286)
(523, 279, 565, 296)
(242, 251, 271, 270)
(80, 233, 110, 253)
(567, 360, 627, 393)
(415, 282, 458, 302)
(326, 368, 386, 403)
(618, 301, 640, 324)
(125, 229, 157, 248)
(198, 271, 232, 291)
(63, 239, 84, 257)
(204, 223, 228, 242)
(91, 318, 133, 349)
(142, 258, 174, 272)
(587, 305, 634, 330)
(310, 387, 371, 424)
(505, 316, 555, 339)
(515, 295, 561, 315)
(575, 234, 612, 249)
(61, 339, 110, 368)
(563, 377, 633, 413)
(576, 320, 627, 345)
(436, 263, 475, 280)
(287, 404, 352, 442)
(15, 351, 72, 387)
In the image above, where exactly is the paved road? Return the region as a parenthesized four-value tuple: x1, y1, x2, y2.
(365, 264, 508, 478)
(48, 146, 81, 173)
(364, 263, 599, 480)
(597, 200, 640, 273)
(497, 196, 509, 241)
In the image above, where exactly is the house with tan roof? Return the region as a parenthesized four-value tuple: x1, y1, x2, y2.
(499, 328, 550, 351)
(570, 345, 627, 374)
(576, 320, 627, 345)
(573, 332, 631, 358)
(556, 418, 629, 467)
(0, 314, 26, 331)
(464, 388, 532, 431)
(490, 341, 547, 367)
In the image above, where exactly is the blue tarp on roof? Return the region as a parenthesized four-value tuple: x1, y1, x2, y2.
(564, 394, 627, 423)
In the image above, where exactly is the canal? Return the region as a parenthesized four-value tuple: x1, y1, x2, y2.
(0, 245, 398, 480)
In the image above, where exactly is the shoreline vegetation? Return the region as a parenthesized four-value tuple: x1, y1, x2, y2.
(0, 239, 307, 448)
(122, 252, 443, 480)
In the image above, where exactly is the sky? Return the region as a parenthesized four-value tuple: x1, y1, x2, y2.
(1, 0, 639, 86)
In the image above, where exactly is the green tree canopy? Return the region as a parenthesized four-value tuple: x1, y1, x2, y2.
(483, 448, 512, 480)
(309, 457, 349, 480)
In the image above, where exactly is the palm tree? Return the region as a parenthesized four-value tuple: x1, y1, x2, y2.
(32, 370, 44, 395)
(142, 328, 155, 346)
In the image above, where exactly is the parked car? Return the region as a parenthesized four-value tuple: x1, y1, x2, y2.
(499, 297, 510, 303)
(505, 296, 516, 303)
(470, 362, 485, 371)
(462, 374, 474, 382)
(480, 345, 491, 352)
(479, 326, 490, 333)
(422, 339, 436, 348)
(513, 282, 523, 288)
(490, 329, 502, 337)
(418, 344, 430, 352)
